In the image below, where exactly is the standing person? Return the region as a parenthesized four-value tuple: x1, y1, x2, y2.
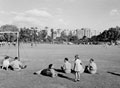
(31, 42, 33, 47)
(10, 57, 27, 71)
(2, 56, 10, 70)
(85, 58, 97, 74)
(73, 55, 84, 82)
(61, 58, 72, 73)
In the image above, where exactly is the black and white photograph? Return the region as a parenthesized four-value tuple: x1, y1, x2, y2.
(0, 0, 120, 88)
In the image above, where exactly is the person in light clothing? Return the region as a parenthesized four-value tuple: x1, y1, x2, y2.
(73, 55, 84, 82)
(86, 58, 97, 74)
(61, 58, 72, 73)
(10, 57, 27, 71)
(2, 56, 10, 70)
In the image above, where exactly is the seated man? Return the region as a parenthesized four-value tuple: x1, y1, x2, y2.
(34, 64, 57, 78)
(2, 56, 10, 70)
(85, 58, 97, 74)
(61, 58, 72, 73)
(10, 57, 27, 71)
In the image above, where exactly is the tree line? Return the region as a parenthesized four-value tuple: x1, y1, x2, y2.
(90, 26, 120, 44)
(0, 24, 120, 44)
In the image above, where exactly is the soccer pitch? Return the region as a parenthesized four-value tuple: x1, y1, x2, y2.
(0, 44, 120, 88)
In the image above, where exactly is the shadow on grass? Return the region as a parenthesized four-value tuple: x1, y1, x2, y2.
(0, 65, 14, 71)
(55, 68, 76, 74)
(57, 73, 75, 82)
(107, 71, 120, 76)
(34, 69, 75, 81)
(55, 69, 64, 73)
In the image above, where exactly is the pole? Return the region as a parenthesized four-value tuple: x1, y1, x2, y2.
(17, 32, 20, 60)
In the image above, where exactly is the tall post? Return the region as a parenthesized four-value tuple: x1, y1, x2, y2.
(17, 32, 20, 60)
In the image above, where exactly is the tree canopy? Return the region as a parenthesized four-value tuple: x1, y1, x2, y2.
(0, 24, 19, 32)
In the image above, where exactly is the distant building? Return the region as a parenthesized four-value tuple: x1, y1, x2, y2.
(44, 26, 100, 40)
(56, 29, 62, 37)
(53, 31, 57, 39)
(76, 29, 84, 39)
(91, 30, 100, 36)
(71, 30, 77, 36)
(46, 28, 51, 37)
(76, 28, 92, 39)
(82, 28, 91, 38)
(63, 29, 70, 36)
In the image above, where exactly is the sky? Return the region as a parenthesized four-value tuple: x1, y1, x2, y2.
(0, 0, 120, 31)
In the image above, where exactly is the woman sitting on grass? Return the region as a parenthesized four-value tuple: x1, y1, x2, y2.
(10, 57, 27, 71)
(61, 58, 72, 73)
(2, 56, 10, 70)
(34, 64, 57, 78)
(85, 58, 97, 74)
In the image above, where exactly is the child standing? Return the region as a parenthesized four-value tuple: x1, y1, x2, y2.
(73, 55, 84, 82)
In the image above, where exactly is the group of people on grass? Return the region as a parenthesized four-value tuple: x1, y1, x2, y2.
(1, 56, 27, 71)
(34, 55, 97, 82)
(1, 54, 97, 82)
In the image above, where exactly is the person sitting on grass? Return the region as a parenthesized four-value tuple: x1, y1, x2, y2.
(61, 58, 72, 73)
(85, 58, 97, 74)
(10, 57, 27, 71)
(34, 64, 57, 78)
(73, 55, 84, 82)
(2, 56, 10, 70)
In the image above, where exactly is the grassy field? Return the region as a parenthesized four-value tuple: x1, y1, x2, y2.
(0, 44, 120, 88)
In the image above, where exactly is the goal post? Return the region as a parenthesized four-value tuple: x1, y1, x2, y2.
(0, 31, 20, 60)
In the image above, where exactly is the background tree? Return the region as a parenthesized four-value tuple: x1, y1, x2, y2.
(0, 24, 18, 42)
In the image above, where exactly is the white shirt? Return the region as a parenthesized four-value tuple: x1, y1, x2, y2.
(63, 61, 71, 73)
(10, 60, 22, 69)
(3, 59, 10, 67)
(89, 62, 97, 74)
(74, 59, 84, 72)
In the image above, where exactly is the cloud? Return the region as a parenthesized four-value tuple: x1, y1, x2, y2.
(10, 11, 25, 16)
(64, 0, 76, 2)
(0, 9, 68, 28)
(110, 9, 120, 16)
(0, 20, 5, 25)
(14, 15, 36, 22)
(0, 9, 52, 17)
(58, 18, 68, 25)
(45, 0, 76, 1)
(0, 11, 6, 14)
(0, 10, 10, 15)
(56, 8, 63, 14)
(25, 9, 52, 17)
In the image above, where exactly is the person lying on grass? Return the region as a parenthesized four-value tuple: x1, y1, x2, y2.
(85, 58, 97, 74)
(61, 58, 72, 73)
(9, 57, 27, 71)
(34, 64, 57, 78)
(73, 55, 84, 82)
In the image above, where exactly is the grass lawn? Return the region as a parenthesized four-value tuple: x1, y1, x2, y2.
(0, 44, 120, 88)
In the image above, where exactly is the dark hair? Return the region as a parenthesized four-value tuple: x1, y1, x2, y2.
(90, 58, 94, 62)
(14, 57, 18, 60)
(5, 56, 9, 59)
(75, 54, 79, 59)
(64, 58, 68, 61)
(48, 64, 53, 69)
